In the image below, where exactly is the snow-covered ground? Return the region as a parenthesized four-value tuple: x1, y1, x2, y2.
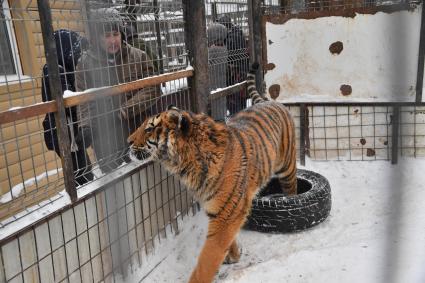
(121, 158, 425, 283)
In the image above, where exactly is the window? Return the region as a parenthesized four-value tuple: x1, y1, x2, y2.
(0, 1, 23, 81)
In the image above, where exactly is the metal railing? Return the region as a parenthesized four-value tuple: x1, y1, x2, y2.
(0, 0, 424, 282)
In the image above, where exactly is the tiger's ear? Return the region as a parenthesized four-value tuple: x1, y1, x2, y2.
(179, 113, 191, 136)
(166, 107, 181, 124)
(166, 109, 191, 135)
(167, 104, 179, 111)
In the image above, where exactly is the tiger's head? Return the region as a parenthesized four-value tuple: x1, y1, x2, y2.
(127, 106, 192, 162)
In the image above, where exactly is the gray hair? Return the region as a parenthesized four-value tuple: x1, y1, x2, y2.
(88, 8, 124, 39)
(207, 23, 228, 46)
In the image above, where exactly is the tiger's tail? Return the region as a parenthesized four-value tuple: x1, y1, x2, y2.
(246, 62, 268, 105)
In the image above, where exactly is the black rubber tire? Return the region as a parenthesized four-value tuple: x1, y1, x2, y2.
(245, 169, 332, 233)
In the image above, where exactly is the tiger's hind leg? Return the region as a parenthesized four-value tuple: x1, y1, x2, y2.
(188, 216, 246, 283)
(223, 240, 241, 264)
(275, 163, 297, 196)
(274, 143, 297, 196)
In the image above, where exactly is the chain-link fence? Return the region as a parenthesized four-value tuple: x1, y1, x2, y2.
(1, 1, 195, 280)
(0, 0, 192, 223)
(0, 0, 424, 282)
(205, 0, 250, 120)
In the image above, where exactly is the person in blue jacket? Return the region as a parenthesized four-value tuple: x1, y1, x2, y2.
(41, 29, 94, 186)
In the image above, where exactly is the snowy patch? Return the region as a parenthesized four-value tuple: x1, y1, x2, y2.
(63, 86, 110, 98)
(122, 158, 425, 283)
(7, 106, 23, 111)
(116, 212, 207, 283)
(0, 168, 63, 204)
(161, 78, 188, 95)
(0, 161, 146, 241)
(0, 190, 71, 240)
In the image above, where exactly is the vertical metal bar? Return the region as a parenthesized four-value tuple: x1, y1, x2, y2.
(37, 0, 77, 201)
(183, 0, 210, 114)
(414, 105, 417, 158)
(153, 0, 165, 75)
(392, 106, 400, 164)
(386, 106, 391, 160)
(323, 107, 328, 160)
(360, 106, 364, 161)
(81, 0, 91, 41)
(335, 106, 340, 161)
(212, 2, 218, 22)
(415, 2, 425, 103)
(280, 0, 288, 10)
(300, 104, 306, 166)
(248, 0, 264, 92)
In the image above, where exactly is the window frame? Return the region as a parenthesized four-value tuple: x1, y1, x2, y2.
(1, 0, 24, 83)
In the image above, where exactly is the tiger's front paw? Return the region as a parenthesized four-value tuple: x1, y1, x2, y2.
(223, 245, 242, 264)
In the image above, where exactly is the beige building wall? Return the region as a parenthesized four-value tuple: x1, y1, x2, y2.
(0, 0, 86, 219)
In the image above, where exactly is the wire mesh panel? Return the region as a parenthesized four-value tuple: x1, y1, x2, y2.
(0, 0, 424, 282)
(400, 105, 425, 157)
(0, 0, 191, 222)
(306, 105, 393, 161)
(0, 164, 195, 283)
(205, 0, 250, 120)
(73, 0, 189, 179)
(284, 104, 425, 161)
(0, 0, 68, 221)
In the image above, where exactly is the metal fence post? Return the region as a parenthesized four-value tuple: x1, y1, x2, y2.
(248, 0, 264, 93)
(415, 1, 425, 103)
(153, 0, 165, 76)
(37, 0, 77, 201)
(211, 2, 218, 22)
(182, 0, 209, 114)
(300, 104, 307, 166)
(391, 106, 400, 164)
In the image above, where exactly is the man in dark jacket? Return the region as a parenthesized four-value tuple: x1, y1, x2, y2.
(76, 8, 159, 173)
(217, 15, 249, 115)
(122, 24, 160, 75)
(42, 29, 94, 186)
(208, 23, 228, 121)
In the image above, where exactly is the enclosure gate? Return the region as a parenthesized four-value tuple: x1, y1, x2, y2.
(0, 0, 425, 282)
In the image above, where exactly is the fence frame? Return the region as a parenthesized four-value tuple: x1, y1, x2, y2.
(416, 0, 425, 102)
(37, 0, 77, 201)
(0, 0, 425, 263)
(183, 0, 210, 114)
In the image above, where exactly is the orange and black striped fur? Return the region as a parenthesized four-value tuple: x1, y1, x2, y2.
(127, 63, 297, 283)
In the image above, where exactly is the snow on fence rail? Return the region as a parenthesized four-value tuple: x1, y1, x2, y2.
(0, 0, 424, 282)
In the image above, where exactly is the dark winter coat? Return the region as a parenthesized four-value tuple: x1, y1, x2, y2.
(225, 24, 249, 84)
(41, 29, 94, 186)
(41, 29, 88, 152)
(208, 23, 228, 120)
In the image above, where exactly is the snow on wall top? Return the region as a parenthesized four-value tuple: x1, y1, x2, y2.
(265, 6, 423, 102)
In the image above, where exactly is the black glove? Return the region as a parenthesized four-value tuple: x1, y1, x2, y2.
(76, 126, 93, 148)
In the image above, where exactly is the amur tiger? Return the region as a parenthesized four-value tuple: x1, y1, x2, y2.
(127, 63, 297, 283)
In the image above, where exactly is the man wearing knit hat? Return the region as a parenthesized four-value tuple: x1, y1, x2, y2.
(207, 22, 228, 121)
(76, 8, 160, 173)
(217, 15, 249, 115)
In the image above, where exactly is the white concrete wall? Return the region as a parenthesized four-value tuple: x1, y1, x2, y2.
(266, 6, 425, 159)
(265, 6, 423, 102)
